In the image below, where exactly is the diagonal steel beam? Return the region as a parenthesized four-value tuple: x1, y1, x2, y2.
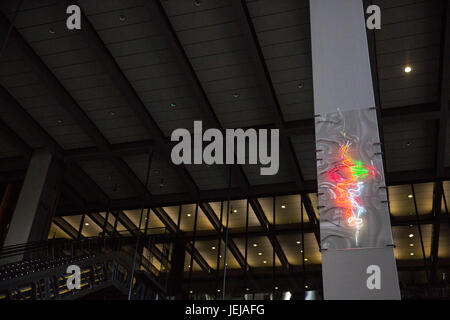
(144, 0, 251, 193)
(200, 202, 248, 270)
(63, 0, 199, 197)
(0, 13, 150, 200)
(152, 207, 212, 273)
(248, 198, 290, 269)
(52, 217, 78, 239)
(230, 0, 320, 244)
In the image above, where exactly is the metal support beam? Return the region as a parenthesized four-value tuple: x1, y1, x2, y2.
(0, 13, 151, 200)
(248, 198, 290, 269)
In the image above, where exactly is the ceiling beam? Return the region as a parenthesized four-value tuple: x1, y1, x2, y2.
(152, 207, 212, 274)
(200, 202, 248, 270)
(0, 13, 150, 201)
(52, 217, 78, 240)
(64, 0, 199, 197)
(248, 198, 290, 270)
(230, 0, 320, 244)
(144, 0, 251, 193)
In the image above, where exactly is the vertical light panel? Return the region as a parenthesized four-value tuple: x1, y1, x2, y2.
(310, 0, 400, 299)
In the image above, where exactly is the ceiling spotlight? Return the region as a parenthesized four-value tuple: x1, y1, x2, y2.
(57, 119, 63, 124)
(258, 252, 262, 256)
(219, 255, 222, 258)
(119, 15, 126, 21)
(188, 265, 191, 268)
(275, 286, 278, 290)
(406, 142, 411, 147)
(246, 288, 249, 291)
(49, 28, 55, 34)
(296, 241, 301, 244)
(281, 205, 286, 209)
(410, 252, 414, 256)
(263, 260, 267, 264)
(404, 66, 412, 73)
(211, 246, 216, 250)
(189, 290, 193, 294)
(304, 258, 308, 262)
(409, 243, 414, 247)
(85, 223, 89, 226)
(253, 243, 258, 247)
(194, 0, 202, 6)
(305, 285, 308, 289)
(300, 250, 303, 253)
(187, 213, 191, 217)
(297, 83, 304, 89)
(110, 111, 116, 116)
(409, 234, 414, 238)
(217, 289, 221, 292)
(233, 92, 240, 98)
(233, 209, 238, 213)
(408, 194, 413, 199)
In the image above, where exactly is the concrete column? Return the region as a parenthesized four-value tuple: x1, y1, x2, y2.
(4, 149, 63, 247)
(309, 0, 400, 299)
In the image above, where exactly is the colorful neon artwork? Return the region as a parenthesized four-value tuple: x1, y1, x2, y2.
(326, 142, 375, 227)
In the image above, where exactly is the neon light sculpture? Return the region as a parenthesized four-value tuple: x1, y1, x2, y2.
(326, 141, 375, 228)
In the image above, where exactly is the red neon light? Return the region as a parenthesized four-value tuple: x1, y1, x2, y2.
(326, 142, 375, 226)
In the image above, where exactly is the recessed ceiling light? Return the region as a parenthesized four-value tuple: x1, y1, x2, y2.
(300, 250, 303, 253)
(408, 194, 413, 199)
(189, 290, 193, 294)
(246, 288, 249, 291)
(410, 252, 414, 256)
(406, 142, 411, 147)
(211, 246, 216, 250)
(194, 0, 202, 6)
(233, 209, 238, 213)
(217, 289, 221, 292)
(404, 66, 412, 73)
(296, 241, 301, 244)
(187, 213, 191, 217)
(409, 243, 414, 247)
(258, 252, 262, 256)
(219, 255, 222, 258)
(110, 111, 116, 116)
(49, 28, 55, 34)
(297, 83, 304, 89)
(57, 119, 63, 124)
(281, 205, 286, 209)
(253, 243, 258, 247)
(304, 258, 308, 262)
(263, 260, 267, 264)
(233, 92, 240, 98)
(409, 234, 414, 238)
(119, 15, 126, 21)
(188, 265, 191, 268)
(85, 223, 89, 226)
(305, 285, 308, 289)
(274, 286, 278, 290)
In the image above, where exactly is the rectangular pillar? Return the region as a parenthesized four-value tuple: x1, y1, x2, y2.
(4, 149, 63, 247)
(309, 0, 400, 299)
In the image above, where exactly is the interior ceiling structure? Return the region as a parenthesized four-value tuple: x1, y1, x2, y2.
(0, 0, 450, 280)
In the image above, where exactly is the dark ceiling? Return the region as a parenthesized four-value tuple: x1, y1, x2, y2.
(0, 0, 448, 216)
